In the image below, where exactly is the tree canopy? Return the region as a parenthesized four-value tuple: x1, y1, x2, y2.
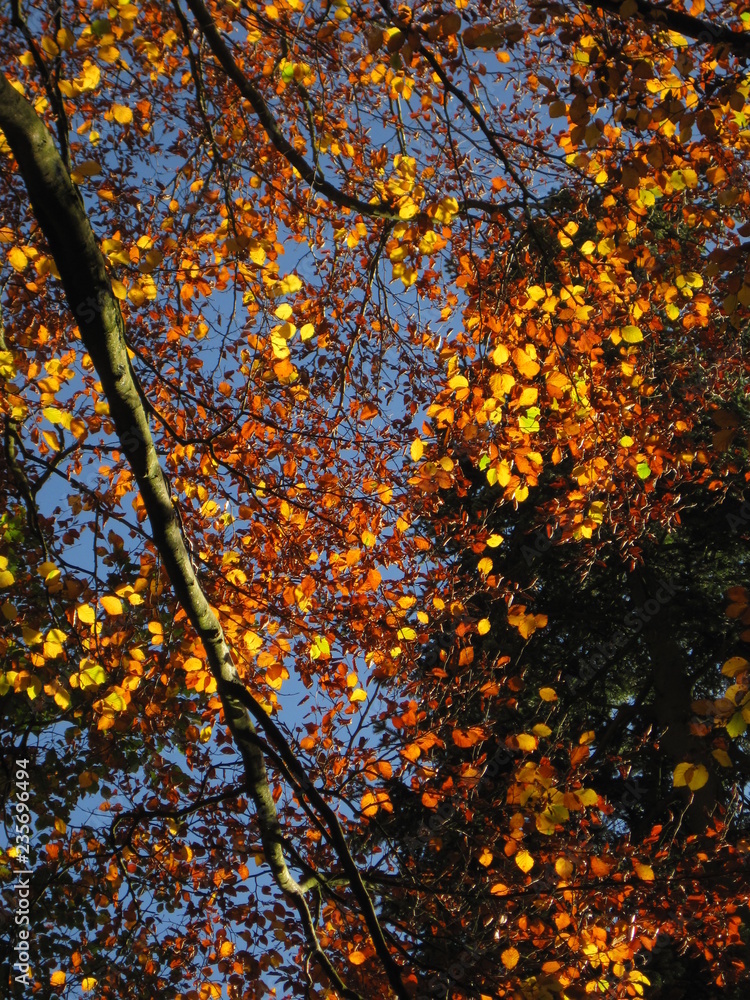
(1, 1, 750, 998)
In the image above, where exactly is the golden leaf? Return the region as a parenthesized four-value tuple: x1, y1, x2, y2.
(515, 850, 534, 873)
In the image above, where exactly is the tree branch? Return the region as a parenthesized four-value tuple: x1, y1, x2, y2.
(0, 71, 402, 1000)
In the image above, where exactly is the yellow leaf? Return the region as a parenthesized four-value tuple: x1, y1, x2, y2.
(397, 627, 416, 640)
(249, 244, 266, 266)
(501, 947, 520, 969)
(243, 631, 262, 652)
(37, 560, 58, 581)
(100, 595, 123, 616)
(398, 198, 418, 220)
(26, 676, 42, 700)
(722, 656, 749, 677)
(103, 689, 127, 711)
(410, 437, 424, 462)
(0, 569, 14, 588)
(42, 406, 69, 427)
(50, 971, 67, 986)
(79, 660, 106, 688)
(112, 104, 133, 124)
(310, 635, 330, 660)
(539, 687, 557, 702)
(41, 35, 60, 57)
(8, 246, 28, 272)
(576, 788, 599, 806)
(72, 159, 102, 177)
(673, 762, 709, 790)
(515, 849, 534, 873)
(515, 733, 538, 751)
(478, 847, 493, 867)
(81, 62, 100, 91)
(81, 978, 97, 992)
(477, 618, 491, 635)
(491, 343, 510, 365)
(477, 557, 493, 575)
(44, 680, 72, 710)
(621, 325, 643, 344)
(490, 882, 509, 895)
(712, 748, 732, 767)
(485, 534, 503, 547)
(349, 688, 367, 702)
(77, 603, 96, 624)
(349, 951, 366, 965)
(22, 624, 43, 645)
(42, 429, 61, 452)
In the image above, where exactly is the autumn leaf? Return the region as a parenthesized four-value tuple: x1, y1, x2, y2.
(99, 595, 123, 616)
(555, 857, 574, 879)
(112, 104, 133, 124)
(8, 246, 28, 272)
(501, 946, 520, 969)
(673, 762, 710, 790)
(310, 635, 330, 660)
(515, 850, 534, 873)
(591, 857, 613, 877)
(77, 603, 96, 624)
(633, 860, 656, 882)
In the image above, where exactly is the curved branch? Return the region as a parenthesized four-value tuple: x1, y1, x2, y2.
(581, 0, 750, 55)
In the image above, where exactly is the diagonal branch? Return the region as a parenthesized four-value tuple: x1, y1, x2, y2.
(0, 71, 405, 1000)
(181, 0, 515, 226)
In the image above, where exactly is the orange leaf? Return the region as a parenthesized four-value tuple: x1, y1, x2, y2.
(501, 947, 520, 969)
(591, 856, 612, 877)
(633, 860, 655, 882)
(452, 726, 486, 748)
(513, 346, 541, 379)
(570, 745, 589, 767)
